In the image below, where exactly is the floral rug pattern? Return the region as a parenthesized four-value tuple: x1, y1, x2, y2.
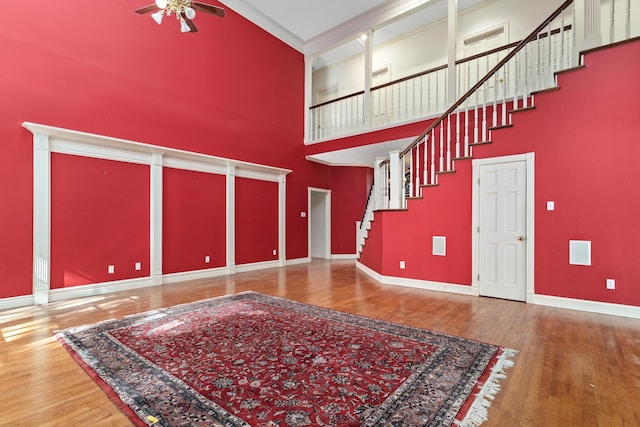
(55, 292, 515, 426)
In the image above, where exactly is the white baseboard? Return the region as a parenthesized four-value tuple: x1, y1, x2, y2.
(235, 260, 281, 273)
(48, 277, 153, 302)
(532, 294, 640, 319)
(162, 267, 229, 285)
(286, 257, 311, 266)
(356, 262, 478, 296)
(331, 254, 357, 260)
(0, 294, 35, 311)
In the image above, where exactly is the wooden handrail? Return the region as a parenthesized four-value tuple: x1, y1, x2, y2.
(310, 22, 572, 111)
(392, 0, 575, 160)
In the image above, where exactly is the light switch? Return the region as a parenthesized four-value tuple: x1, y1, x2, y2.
(547, 201, 555, 211)
(301, 212, 306, 218)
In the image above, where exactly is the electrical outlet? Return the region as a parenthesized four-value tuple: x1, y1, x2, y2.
(108, 265, 115, 274)
(135, 262, 141, 271)
(205, 256, 210, 263)
(301, 212, 306, 218)
(400, 261, 406, 269)
(606, 279, 615, 290)
(273, 249, 277, 256)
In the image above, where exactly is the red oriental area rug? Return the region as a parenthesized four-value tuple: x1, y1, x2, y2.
(55, 291, 516, 427)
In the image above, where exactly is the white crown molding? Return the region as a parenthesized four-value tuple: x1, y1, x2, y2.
(217, 0, 304, 51)
(219, 0, 431, 56)
(304, 0, 433, 56)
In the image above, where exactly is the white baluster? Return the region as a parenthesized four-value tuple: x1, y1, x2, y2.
(474, 60, 480, 144)
(464, 102, 470, 157)
(436, 72, 440, 114)
(547, 24, 553, 87)
(423, 135, 428, 186)
(524, 45, 530, 108)
(430, 130, 436, 184)
(610, 0, 616, 43)
(415, 142, 420, 197)
(482, 80, 488, 142)
(456, 109, 461, 159)
(439, 122, 444, 173)
(446, 116, 452, 171)
(626, 0, 631, 39)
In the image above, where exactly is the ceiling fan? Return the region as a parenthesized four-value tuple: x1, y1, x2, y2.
(135, 0, 225, 33)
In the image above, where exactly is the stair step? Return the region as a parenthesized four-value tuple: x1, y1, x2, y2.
(510, 106, 535, 114)
(452, 156, 473, 161)
(489, 124, 513, 131)
(435, 170, 456, 176)
(555, 65, 586, 76)
(470, 140, 492, 146)
(531, 86, 560, 96)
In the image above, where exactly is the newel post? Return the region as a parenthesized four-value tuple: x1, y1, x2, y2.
(389, 151, 403, 210)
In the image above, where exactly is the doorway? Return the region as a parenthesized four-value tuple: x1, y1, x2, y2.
(473, 154, 534, 302)
(308, 188, 331, 259)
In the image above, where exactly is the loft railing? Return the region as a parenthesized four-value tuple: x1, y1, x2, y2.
(310, 23, 574, 141)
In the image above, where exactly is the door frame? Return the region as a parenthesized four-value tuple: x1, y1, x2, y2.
(472, 153, 535, 302)
(308, 187, 331, 260)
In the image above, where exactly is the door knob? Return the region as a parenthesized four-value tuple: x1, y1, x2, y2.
(518, 236, 525, 241)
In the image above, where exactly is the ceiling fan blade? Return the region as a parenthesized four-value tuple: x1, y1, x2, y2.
(181, 14, 199, 32)
(191, 2, 226, 18)
(135, 4, 160, 14)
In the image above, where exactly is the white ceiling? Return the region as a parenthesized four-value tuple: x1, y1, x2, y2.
(230, 0, 389, 42)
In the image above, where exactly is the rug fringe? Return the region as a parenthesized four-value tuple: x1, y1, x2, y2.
(455, 348, 518, 427)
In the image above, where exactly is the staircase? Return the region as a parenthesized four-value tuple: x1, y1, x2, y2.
(357, 0, 639, 261)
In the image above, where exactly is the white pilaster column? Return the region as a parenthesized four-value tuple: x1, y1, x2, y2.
(304, 56, 314, 143)
(447, 0, 458, 105)
(226, 165, 236, 274)
(150, 153, 163, 286)
(363, 29, 374, 129)
(278, 174, 287, 266)
(33, 133, 51, 304)
(389, 151, 403, 210)
(576, 0, 602, 54)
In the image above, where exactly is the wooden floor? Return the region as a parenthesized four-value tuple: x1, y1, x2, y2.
(1, 260, 639, 426)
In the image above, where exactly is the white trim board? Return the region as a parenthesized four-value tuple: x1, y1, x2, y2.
(532, 294, 640, 320)
(22, 121, 291, 305)
(48, 278, 152, 302)
(0, 295, 35, 311)
(356, 261, 640, 320)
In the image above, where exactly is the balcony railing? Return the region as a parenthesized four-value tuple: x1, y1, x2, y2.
(310, 22, 575, 142)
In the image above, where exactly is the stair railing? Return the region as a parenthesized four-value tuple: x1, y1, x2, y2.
(382, 0, 576, 206)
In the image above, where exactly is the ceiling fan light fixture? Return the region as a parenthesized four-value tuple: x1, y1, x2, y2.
(185, 7, 196, 20)
(155, 0, 168, 8)
(151, 9, 165, 25)
(179, 16, 191, 33)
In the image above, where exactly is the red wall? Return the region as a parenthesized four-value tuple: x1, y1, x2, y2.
(163, 168, 226, 274)
(330, 166, 373, 255)
(235, 178, 279, 265)
(360, 40, 640, 307)
(50, 155, 150, 288)
(0, 1, 333, 298)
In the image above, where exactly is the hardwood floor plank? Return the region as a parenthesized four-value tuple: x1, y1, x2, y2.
(1, 260, 639, 426)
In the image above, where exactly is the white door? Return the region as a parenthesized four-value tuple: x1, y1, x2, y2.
(478, 160, 527, 301)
